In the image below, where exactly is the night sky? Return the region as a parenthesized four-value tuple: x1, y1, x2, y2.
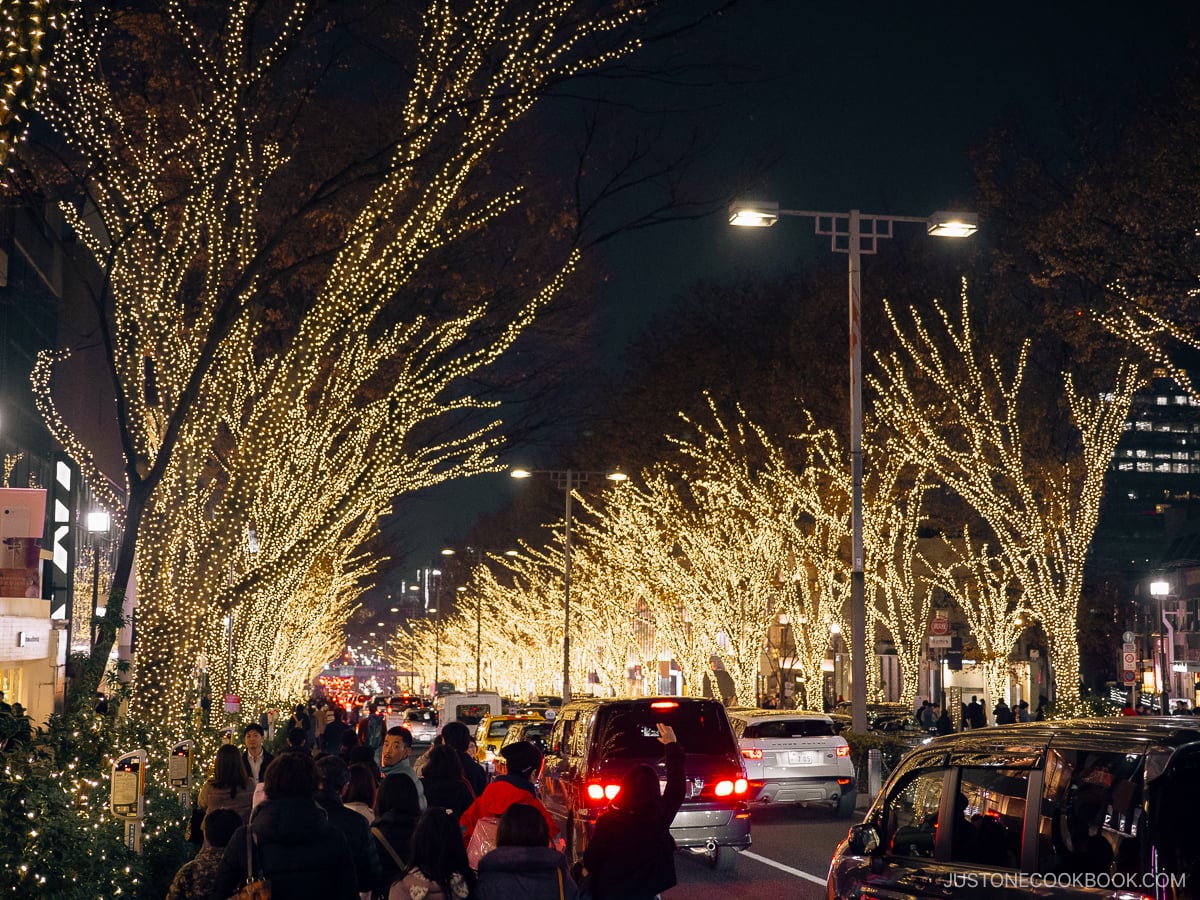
(386, 1, 1200, 593)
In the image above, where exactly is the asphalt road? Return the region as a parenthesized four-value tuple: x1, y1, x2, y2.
(664, 803, 855, 899)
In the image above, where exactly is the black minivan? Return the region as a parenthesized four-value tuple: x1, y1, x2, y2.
(828, 718, 1200, 899)
(539, 697, 752, 871)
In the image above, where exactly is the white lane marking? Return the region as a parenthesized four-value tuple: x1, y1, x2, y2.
(741, 850, 827, 886)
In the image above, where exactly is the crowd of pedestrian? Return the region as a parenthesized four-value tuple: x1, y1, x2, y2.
(167, 701, 685, 900)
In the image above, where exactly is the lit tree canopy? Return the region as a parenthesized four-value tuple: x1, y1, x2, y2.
(25, 0, 658, 721)
(871, 285, 1142, 706)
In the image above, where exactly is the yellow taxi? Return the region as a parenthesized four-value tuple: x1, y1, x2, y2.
(474, 713, 542, 774)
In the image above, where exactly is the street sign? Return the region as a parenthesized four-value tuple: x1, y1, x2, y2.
(1122, 651, 1137, 668)
(931, 617, 949, 636)
(1123, 670, 1137, 685)
(1122, 631, 1136, 644)
(929, 635, 953, 648)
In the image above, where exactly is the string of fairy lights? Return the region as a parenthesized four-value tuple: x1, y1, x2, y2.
(0, 0, 72, 168)
(24, 0, 648, 742)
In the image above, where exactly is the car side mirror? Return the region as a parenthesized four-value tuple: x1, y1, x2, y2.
(847, 823, 881, 855)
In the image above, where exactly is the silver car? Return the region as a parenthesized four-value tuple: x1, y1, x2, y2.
(727, 708, 856, 817)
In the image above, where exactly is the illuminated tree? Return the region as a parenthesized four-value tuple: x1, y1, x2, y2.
(25, 0, 655, 721)
(862, 458, 936, 707)
(872, 286, 1142, 705)
(929, 527, 1028, 705)
(0, 0, 70, 166)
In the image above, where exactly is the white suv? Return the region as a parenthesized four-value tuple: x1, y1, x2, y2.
(727, 708, 856, 817)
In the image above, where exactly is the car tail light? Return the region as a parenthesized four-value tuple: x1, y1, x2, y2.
(741, 748, 763, 760)
(837, 777, 852, 786)
(712, 777, 749, 797)
(585, 782, 621, 804)
(835, 745, 851, 757)
(649, 700, 678, 711)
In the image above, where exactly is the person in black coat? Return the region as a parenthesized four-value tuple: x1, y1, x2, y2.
(420, 743, 476, 822)
(315, 755, 381, 895)
(211, 751, 358, 900)
(370, 773, 421, 895)
(241, 723, 274, 785)
(440, 721, 488, 798)
(477, 803, 577, 900)
(581, 724, 684, 900)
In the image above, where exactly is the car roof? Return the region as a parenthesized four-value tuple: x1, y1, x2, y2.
(916, 718, 1200, 754)
(726, 707, 834, 723)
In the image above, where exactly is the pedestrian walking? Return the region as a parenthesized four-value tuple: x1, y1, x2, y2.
(440, 722, 489, 798)
(212, 751, 358, 900)
(316, 755, 382, 896)
(381, 726, 427, 810)
(579, 724, 684, 900)
(372, 774, 422, 896)
(460, 741, 557, 867)
(935, 708, 954, 735)
(166, 808, 241, 900)
(242, 722, 275, 784)
(345, 762, 378, 823)
(197, 743, 254, 824)
(476, 803, 577, 900)
(388, 808, 475, 900)
(421, 743, 476, 822)
(993, 699, 1014, 725)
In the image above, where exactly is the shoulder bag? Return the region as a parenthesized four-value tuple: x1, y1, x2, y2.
(465, 815, 500, 869)
(229, 821, 271, 900)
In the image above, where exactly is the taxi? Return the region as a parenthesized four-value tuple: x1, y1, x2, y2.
(474, 713, 543, 774)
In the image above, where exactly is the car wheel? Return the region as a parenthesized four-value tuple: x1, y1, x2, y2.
(709, 844, 738, 872)
(835, 790, 858, 819)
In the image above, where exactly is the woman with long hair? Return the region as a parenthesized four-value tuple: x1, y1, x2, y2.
(372, 773, 422, 894)
(344, 762, 377, 822)
(197, 743, 254, 824)
(389, 808, 475, 900)
(420, 743, 475, 822)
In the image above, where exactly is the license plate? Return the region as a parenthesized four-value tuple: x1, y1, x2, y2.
(787, 751, 816, 766)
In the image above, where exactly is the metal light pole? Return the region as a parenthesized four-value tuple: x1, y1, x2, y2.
(86, 511, 111, 649)
(512, 467, 627, 703)
(729, 202, 976, 733)
(1151, 579, 1171, 713)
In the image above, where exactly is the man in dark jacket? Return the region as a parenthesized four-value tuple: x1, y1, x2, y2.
(315, 755, 382, 895)
(965, 696, 986, 729)
(441, 721, 488, 797)
(241, 723, 274, 784)
(581, 724, 684, 900)
(211, 752, 358, 900)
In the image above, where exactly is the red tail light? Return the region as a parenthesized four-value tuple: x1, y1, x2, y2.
(741, 748, 763, 760)
(585, 782, 621, 804)
(650, 700, 678, 711)
(835, 745, 851, 757)
(712, 777, 750, 797)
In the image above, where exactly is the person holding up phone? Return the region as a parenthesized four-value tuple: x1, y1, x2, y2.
(579, 723, 685, 900)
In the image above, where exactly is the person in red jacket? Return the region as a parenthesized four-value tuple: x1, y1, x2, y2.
(460, 741, 557, 862)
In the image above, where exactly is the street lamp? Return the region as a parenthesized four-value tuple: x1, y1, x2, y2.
(511, 467, 628, 702)
(730, 201, 977, 732)
(86, 510, 111, 649)
(1150, 579, 1171, 713)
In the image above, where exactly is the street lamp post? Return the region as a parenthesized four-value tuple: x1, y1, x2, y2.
(730, 202, 976, 732)
(511, 467, 627, 702)
(1150, 579, 1171, 713)
(86, 510, 111, 649)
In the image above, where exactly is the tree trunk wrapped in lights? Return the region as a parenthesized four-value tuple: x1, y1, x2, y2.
(872, 286, 1143, 707)
(26, 0, 650, 720)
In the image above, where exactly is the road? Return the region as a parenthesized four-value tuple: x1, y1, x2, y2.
(664, 804, 853, 899)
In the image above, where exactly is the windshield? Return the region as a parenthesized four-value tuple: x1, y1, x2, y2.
(742, 718, 835, 739)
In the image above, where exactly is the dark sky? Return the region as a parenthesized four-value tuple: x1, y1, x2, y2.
(385, 1, 1200, 593)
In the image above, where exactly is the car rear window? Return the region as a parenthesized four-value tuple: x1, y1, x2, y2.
(454, 703, 492, 725)
(595, 702, 736, 759)
(487, 720, 514, 738)
(743, 719, 835, 739)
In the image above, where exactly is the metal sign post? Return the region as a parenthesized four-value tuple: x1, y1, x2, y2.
(110, 749, 147, 854)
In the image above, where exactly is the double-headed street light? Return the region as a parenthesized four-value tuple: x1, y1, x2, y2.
(511, 467, 627, 702)
(730, 201, 977, 733)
